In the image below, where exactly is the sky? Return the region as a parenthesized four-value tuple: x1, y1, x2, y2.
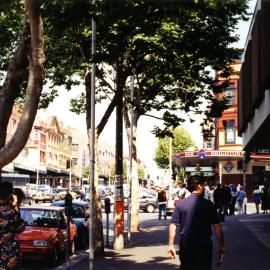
(46, 0, 257, 182)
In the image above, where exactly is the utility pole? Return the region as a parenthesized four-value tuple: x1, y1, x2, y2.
(127, 74, 134, 242)
(89, 12, 96, 270)
(114, 67, 124, 250)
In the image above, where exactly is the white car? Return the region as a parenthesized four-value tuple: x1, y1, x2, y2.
(33, 186, 55, 203)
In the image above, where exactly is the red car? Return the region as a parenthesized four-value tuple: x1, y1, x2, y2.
(19, 205, 76, 265)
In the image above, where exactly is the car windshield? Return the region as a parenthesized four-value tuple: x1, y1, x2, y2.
(21, 209, 59, 228)
(37, 188, 50, 193)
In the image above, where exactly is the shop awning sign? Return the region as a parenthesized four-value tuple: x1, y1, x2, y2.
(224, 162, 234, 173)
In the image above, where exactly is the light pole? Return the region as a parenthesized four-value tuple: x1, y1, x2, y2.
(89, 13, 96, 270)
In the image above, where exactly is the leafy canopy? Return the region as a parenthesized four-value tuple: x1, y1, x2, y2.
(154, 127, 196, 169)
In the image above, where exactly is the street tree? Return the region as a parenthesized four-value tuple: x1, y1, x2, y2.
(36, 0, 249, 232)
(0, 0, 45, 169)
(154, 127, 196, 169)
(0, 0, 249, 241)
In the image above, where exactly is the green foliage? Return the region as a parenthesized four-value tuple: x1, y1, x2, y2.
(138, 165, 145, 180)
(0, 0, 250, 136)
(154, 127, 196, 169)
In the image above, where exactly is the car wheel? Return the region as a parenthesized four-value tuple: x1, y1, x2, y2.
(146, 204, 155, 213)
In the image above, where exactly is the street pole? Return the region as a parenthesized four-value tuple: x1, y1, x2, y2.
(219, 162, 222, 184)
(242, 151, 247, 191)
(168, 136, 173, 199)
(127, 74, 134, 242)
(69, 158, 72, 190)
(114, 67, 124, 250)
(89, 14, 96, 270)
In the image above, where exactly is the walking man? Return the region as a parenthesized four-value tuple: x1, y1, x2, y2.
(168, 176, 225, 270)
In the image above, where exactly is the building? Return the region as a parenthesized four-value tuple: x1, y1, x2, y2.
(238, 0, 270, 187)
(174, 44, 269, 200)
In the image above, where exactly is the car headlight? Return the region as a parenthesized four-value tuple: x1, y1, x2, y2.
(33, 240, 49, 247)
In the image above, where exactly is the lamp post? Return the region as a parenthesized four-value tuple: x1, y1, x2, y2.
(88, 13, 96, 270)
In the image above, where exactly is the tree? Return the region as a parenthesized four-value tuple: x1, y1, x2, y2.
(0, 0, 249, 240)
(154, 127, 195, 169)
(0, 0, 45, 169)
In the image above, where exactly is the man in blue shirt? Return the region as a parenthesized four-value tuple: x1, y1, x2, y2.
(168, 177, 225, 270)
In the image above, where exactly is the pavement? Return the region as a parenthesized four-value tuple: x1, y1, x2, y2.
(58, 203, 270, 270)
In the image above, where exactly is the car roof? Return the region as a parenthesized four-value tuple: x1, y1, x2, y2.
(20, 205, 64, 211)
(52, 200, 89, 206)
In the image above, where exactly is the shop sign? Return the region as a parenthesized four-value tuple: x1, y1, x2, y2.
(223, 162, 234, 173)
(175, 150, 243, 158)
(256, 149, 270, 155)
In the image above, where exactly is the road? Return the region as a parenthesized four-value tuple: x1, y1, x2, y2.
(23, 210, 158, 270)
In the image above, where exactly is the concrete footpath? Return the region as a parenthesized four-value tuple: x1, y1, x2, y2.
(68, 204, 270, 270)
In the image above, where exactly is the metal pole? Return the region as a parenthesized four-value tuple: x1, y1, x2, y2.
(89, 14, 96, 270)
(69, 158, 72, 190)
(243, 151, 247, 191)
(127, 74, 134, 241)
(168, 136, 172, 198)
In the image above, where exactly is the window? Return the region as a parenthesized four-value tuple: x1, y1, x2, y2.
(224, 84, 235, 105)
(223, 120, 235, 144)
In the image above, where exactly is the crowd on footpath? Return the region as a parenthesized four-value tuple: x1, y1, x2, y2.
(156, 178, 270, 221)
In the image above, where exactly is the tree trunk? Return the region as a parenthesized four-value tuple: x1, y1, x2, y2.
(0, 0, 45, 169)
(85, 71, 104, 255)
(123, 103, 140, 232)
(0, 21, 30, 149)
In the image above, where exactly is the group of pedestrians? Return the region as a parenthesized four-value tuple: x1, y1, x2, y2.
(253, 182, 270, 214)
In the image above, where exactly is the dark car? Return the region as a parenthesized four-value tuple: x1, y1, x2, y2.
(52, 200, 89, 249)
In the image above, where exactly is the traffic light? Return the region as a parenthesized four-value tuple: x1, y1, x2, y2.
(66, 159, 70, 169)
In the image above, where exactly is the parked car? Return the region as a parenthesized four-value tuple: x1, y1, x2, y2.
(57, 188, 78, 200)
(33, 185, 55, 203)
(102, 192, 157, 213)
(138, 192, 157, 213)
(52, 200, 90, 249)
(19, 205, 76, 265)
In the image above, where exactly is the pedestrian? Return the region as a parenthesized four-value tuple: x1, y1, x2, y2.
(213, 183, 227, 222)
(168, 176, 225, 270)
(157, 188, 167, 220)
(204, 181, 210, 200)
(252, 186, 262, 214)
(229, 184, 238, 215)
(261, 183, 269, 214)
(0, 182, 25, 270)
(236, 186, 246, 215)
